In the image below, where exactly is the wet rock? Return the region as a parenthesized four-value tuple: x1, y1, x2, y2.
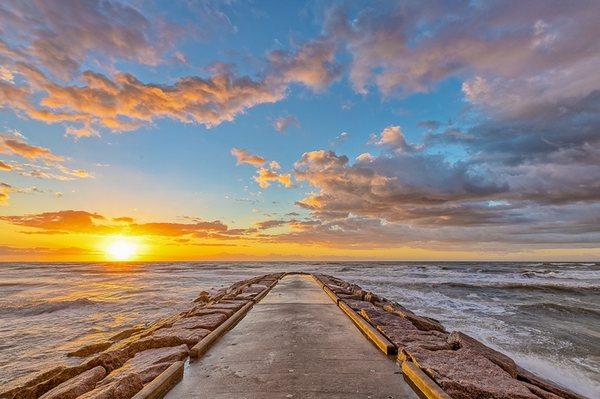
(67, 341, 113, 358)
(39, 366, 106, 399)
(10, 364, 91, 399)
(100, 344, 188, 386)
(383, 303, 446, 332)
(522, 382, 565, 399)
(404, 347, 538, 399)
(172, 313, 227, 330)
(77, 373, 143, 399)
(363, 292, 380, 303)
(0, 366, 65, 399)
(448, 331, 517, 378)
(212, 299, 249, 310)
(360, 308, 417, 331)
(151, 327, 210, 347)
(517, 367, 585, 399)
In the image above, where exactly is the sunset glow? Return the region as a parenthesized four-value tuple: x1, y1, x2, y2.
(106, 237, 138, 261)
(0, 1, 597, 262)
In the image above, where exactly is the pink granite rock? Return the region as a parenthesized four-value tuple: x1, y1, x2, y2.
(38, 366, 106, 399)
(341, 299, 381, 312)
(67, 341, 113, 358)
(517, 367, 585, 399)
(172, 313, 227, 330)
(77, 373, 143, 399)
(193, 291, 211, 303)
(383, 303, 446, 332)
(108, 326, 144, 342)
(404, 347, 538, 399)
(100, 344, 188, 386)
(0, 366, 66, 399)
(185, 306, 235, 318)
(448, 331, 517, 378)
(151, 327, 210, 347)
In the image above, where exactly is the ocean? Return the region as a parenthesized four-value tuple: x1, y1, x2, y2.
(0, 262, 598, 396)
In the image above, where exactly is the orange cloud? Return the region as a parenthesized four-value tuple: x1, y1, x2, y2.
(0, 160, 11, 171)
(254, 168, 292, 189)
(230, 148, 266, 166)
(0, 135, 63, 162)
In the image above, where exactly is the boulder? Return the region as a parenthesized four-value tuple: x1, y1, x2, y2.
(522, 382, 565, 399)
(77, 373, 143, 399)
(171, 313, 227, 330)
(151, 327, 210, 348)
(67, 341, 113, 358)
(185, 306, 234, 318)
(384, 327, 450, 351)
(39, 366, 106, 399)
(108, 326, 144, 342)
(193, 291, 211, 303)
(100, 344, 188, 386)
(448, 331, 517, 378)
(341, 299, 380, 312)
(404, 347, 538, 399)
(360, 308, 418, 331)
(0, 366, 65, 399)
(10, 364, 92, 399)
(210, 300, 248, 310)
(383, 303, 446, 332)
(517, 367, 586, 399)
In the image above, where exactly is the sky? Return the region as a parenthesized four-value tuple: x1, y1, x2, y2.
(0, 0, 599, 261)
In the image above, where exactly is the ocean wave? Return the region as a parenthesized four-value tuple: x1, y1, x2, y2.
(0, 298, 97, 316)
(432, 281, 600, 294)
(519, 302, 600, 318)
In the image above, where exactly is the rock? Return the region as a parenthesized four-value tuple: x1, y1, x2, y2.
(517, 367, 586, 399)
(363, 292, 380, 303)
(0, 366, 65, 399)
(522, 382, 565, 399)
(39, 366, 106, 399)
(360, 308, 418, 331)
(10, 364, 92, 399)
(210, 300, 248, 310)
(151, 327, 210, 347)
(448, 331, 518, 378)
(172, 313, 227, 330)
(242, 284, 268, 294)
(77, 373, 143, 399)
(337, 293, 365, 301)
(67, 341, 113, 357)
(185, 306, 234, 318)
(404, 347, 538, 399)
(193, 291, 211, 303)
(383, 303, 446, 332)
(384, 327, 450, 351)
(341, 299, 380, 312)
(108, 326, 144, 342)
(100, 345, 188, 386)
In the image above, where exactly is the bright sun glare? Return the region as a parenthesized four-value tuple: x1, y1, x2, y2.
(106, 237, 138, 261)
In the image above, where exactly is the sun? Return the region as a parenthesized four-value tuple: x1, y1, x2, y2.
(106, 237, 138, 261)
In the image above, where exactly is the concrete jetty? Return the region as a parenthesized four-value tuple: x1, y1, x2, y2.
(1, 272, 587, 399)
(165, 274, 418, 398)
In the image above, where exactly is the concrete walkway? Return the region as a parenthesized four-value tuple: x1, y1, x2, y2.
(165, 275, 418, 398)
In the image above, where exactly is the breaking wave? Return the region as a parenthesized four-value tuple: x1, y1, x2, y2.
(0, 298, 97, 316)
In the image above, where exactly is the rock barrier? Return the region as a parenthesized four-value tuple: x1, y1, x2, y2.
(313, 273, 587, 399)
(0, 273, 282, 399)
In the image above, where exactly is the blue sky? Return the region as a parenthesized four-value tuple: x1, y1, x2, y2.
(0, 0, 598, 260)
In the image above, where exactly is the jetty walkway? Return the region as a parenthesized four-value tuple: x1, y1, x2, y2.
(165, 274, 418, 398)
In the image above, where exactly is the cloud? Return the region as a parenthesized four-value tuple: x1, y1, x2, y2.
(231, 148, 293, 189)
(0, 134, 64, 161)
(0, 182, 11, 205)
(0, 210, 230, 238)
(254, 168, 292, 189)
(326, 1, 600, 102)
(0, 160, 11, 171)
(231, 148, 266, 166)
(369, 125, 419, 153)
(0, 0, 172, 80)
(274, 115, 300, 132)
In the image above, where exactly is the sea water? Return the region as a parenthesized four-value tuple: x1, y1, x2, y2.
(0, 262, 598, 396)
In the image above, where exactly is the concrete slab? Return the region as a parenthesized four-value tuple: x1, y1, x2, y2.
(165, 275, 418, 399)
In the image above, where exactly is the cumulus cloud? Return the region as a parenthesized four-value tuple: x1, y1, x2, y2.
(0, 0, 171, 80)
(0, 160, 11, 171)
(231, 148, 293, 189)
(274, 115, 300, 132)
